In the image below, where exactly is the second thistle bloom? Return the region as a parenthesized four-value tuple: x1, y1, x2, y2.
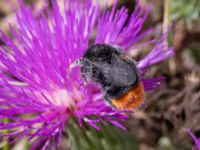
(0, 0, 173, 149)
(188, 130, 200, 150)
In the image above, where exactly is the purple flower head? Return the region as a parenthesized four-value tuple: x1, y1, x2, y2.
(0, 0, 173, 149)
(188, 129, 200, 150)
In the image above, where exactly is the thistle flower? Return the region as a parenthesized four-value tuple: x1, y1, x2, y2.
(188, 129, 200, 150)
(0, 0, 173, 149)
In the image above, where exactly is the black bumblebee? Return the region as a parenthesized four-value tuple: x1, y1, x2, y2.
(78, 44, 144, 110)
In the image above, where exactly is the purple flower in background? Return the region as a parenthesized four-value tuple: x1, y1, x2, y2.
(0, 0, 173, 149)
(188, 129, 200, 150)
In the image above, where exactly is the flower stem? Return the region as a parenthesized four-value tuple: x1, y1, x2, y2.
(163, 0, 170, 49)
(163, 0, 170, 45)
(2, 118, 9, 150)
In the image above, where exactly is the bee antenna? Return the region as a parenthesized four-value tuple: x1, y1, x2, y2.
(67, 59, 83, 79)
(69, 59, 83, 69)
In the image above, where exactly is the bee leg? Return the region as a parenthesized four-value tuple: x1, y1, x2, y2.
(80, 71, 93, 86)
(82, 75, 89, 86)
(104, 95, 114, 107)
(67, 59, 83, 79)
(69, 59, 83, 69)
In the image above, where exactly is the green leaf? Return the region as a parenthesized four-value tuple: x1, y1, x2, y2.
(170, 0, 200, 24)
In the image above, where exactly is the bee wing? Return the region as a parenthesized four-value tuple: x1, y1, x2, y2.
(96, 58, 137, 86)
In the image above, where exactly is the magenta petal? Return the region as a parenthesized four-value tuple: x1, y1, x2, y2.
(0, 0, 173, 149)
(188, 129, 200, 150)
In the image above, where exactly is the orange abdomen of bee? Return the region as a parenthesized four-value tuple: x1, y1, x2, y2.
(111, 81, 144, 110)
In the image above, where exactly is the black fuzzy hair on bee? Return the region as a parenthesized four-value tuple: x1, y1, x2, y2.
(80, 44, 139, 100)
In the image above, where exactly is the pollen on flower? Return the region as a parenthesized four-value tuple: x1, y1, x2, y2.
(34, 87, 83, 109)
(50, 89, 76, 107)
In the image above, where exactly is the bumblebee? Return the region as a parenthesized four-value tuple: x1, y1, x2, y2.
(78, 44, 144, 110)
